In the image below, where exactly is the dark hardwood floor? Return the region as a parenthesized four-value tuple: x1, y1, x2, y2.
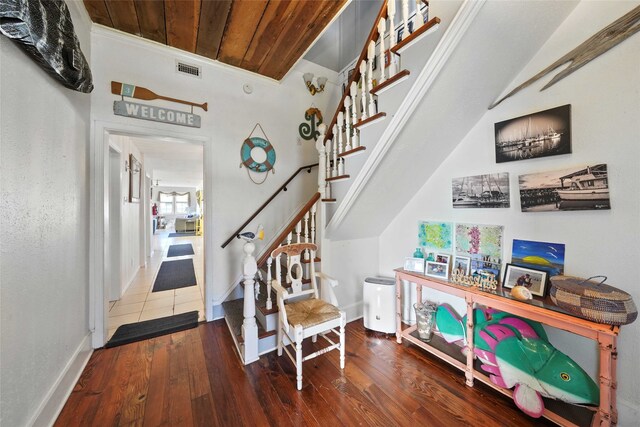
(55, 320, 554, 426)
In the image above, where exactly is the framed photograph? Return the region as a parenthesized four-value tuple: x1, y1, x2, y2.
(372, 54, 377, 71)
(435, 254, 450, 265)
(397, 28, 404, 43)
(347, 67, 355, 81)
(404, 257, 425, 273)
(503, 264, 548, 297)
(519, 163, 610, 212)
(453, 256, 470, 275)
(128, 153, 142, 203)
(425, 261, 449, 280)
(452, 172, 510, 208)
(495, 104, 571, 163)
(384, 49, 391, 68)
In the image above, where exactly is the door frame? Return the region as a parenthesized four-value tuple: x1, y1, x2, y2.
(90, 120, 213, 348)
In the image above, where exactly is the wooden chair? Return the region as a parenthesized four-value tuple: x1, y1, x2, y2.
(268, 243, 345, 390)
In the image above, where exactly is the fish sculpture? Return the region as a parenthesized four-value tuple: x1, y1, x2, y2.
(436, 305, 599, 418)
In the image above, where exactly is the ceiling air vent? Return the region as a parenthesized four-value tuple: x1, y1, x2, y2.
(176, 61, 201, 78)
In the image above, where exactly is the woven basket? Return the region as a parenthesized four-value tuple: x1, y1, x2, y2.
(550, 275, 637, 325)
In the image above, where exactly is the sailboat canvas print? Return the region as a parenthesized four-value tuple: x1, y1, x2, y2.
(494, 104, 571, 163)
(452, 173, 510, 208)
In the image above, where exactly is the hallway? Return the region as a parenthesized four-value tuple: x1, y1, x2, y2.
(107, 228, 205, 339)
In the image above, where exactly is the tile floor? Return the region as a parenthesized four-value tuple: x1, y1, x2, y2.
(107, 227, 205, 339)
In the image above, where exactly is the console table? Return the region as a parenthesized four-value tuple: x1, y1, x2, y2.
(395, 268, 619, 427)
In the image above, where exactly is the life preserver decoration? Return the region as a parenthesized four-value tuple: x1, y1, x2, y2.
(241, 137, 276, 173)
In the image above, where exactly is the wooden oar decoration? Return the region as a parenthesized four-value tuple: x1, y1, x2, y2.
(111, 81, 208, 111)
(489, 5, 640, 109)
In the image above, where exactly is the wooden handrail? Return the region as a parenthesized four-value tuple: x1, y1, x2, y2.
(324, 0, 389, 142)
(221, 164, 319, 248)
(256, 192, 321, 268)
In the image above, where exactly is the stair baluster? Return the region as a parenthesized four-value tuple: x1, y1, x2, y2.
(311, 204, 317, 245)
(350, 82, 360, 148)
(367, 40, 376, 117)
(388, 0, 398, 76)
(378, 18, 387, 84)
(266, 257, 273, 310)
(241, 238, 259, 364)
(337, 111, 344, 155)
(414, 0, 424, 32)
(402, 0, 409, 39)
(317, 124, 327, 197)
(332, 125, 338, 176)
(359, 61, 368, 121)
(295, 221, 302, 243)
(344, 99, 352, 152)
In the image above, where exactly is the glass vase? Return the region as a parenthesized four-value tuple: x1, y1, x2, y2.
(413, 301, 437, 342)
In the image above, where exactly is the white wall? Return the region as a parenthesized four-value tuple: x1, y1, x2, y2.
(378, 1, 640, 423)
(90, 27, 342, 307)
(0, 2, 93, 425)
(108, 134, 145, 295)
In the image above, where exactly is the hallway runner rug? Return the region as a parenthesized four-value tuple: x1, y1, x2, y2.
(168, 232, 196, 237)
(152, 259, 197, 292)
(167, 243, 195, 257)
(105, 311, 199, 348)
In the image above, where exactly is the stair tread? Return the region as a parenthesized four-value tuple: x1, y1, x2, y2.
(338, 146, 366, 158)
(370, 70, 410, 95)
(322, 198, 337, 203)
(223, 298, 276, 343)
(326, 174, 350, 182)
(302, 257, 321, 264)
(354, 112, 386, 129)
(391, 17, 441, 55)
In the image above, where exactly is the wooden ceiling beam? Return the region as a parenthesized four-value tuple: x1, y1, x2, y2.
(83, 0, 112, 27)
(217, 0, 269, 67)
(196, 0, 232, 60)
(165, 0, 201, 53)
(240, 0, 299, 73)
(134, 0, 166, 45)
(105, 0, 141, 35)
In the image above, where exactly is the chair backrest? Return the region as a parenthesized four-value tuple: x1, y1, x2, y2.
(270, 243, 318, 300)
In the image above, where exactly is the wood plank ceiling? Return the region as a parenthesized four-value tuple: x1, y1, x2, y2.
(83, 0, 347, 80)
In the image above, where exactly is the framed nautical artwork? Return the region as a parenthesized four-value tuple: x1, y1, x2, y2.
(494, 104, 571, 163)
(518, 164, 610, 212)
(452, 172, 510, 208)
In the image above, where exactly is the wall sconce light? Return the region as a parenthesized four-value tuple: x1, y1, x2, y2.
(303, 72, 328, 95)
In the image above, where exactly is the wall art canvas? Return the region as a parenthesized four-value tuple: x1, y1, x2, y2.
(455, 223, 503, 259)
(452, 172, 510, 208)
(519, 163, 610, 212)
(512, 239, 565, 277)
(418, 221, 453, 253)
(495, 105, 571, 163)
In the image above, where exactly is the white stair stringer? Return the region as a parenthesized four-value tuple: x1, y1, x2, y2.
(326, 0, 485, 237)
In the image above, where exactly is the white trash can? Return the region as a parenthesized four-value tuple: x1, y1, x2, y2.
(363, 277, 396, 333)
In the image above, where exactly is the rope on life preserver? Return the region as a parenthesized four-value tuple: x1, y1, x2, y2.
(240, 123, 276, 185)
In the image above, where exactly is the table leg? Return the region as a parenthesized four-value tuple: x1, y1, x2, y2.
(597, 332, 615, 426)
(396, 275, 402, 344)
(464, 295, 474, 387)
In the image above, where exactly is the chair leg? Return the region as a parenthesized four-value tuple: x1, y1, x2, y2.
(295, 325, 303, 390)
(312, 334, 317, 343)
(277, 318, 283, 356)
(339, 313, 346, 370)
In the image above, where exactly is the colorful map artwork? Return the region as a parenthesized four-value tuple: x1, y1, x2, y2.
(418, 221, 453, 253)
(455, 223, 503, 259)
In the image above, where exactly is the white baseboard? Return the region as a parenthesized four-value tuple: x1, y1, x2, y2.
(342, 301, 363, 323)
(618, 396, 640, 427)
(30, 333, 93, 427)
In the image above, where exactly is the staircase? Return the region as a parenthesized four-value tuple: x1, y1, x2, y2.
(222, 0, 443, 364)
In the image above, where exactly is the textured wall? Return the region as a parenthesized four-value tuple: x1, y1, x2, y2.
(378, 1, 640, 423)
(0, 2, 92, 425)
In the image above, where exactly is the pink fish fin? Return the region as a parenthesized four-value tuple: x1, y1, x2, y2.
(480, 325, 516, 351)
(513, 384, 545, 418)
(490, 374, 508, 389)
(498, 317, 539, 339)
(474, 348, 497, 365)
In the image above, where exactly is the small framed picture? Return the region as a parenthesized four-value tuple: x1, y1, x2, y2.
(384, 49, 391, 68)
(453, 256, 471, 275)
(425, 261, 449, 280)
(435, 254, 450, 265)
(503, 264, 548, 297)
(372, 53, 377, 71)
(347, 68, 355, 82)
(404, 257, 425, 273)
(397, 28, 404, 43)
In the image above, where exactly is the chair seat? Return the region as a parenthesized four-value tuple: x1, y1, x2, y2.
(285, 298, 341, 329)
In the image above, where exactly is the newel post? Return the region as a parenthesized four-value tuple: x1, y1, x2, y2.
(316, 124, 327, 198)
(241, 240, 259, 364)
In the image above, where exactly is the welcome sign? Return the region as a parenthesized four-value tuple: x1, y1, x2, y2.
(113, 100, 201, 128)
